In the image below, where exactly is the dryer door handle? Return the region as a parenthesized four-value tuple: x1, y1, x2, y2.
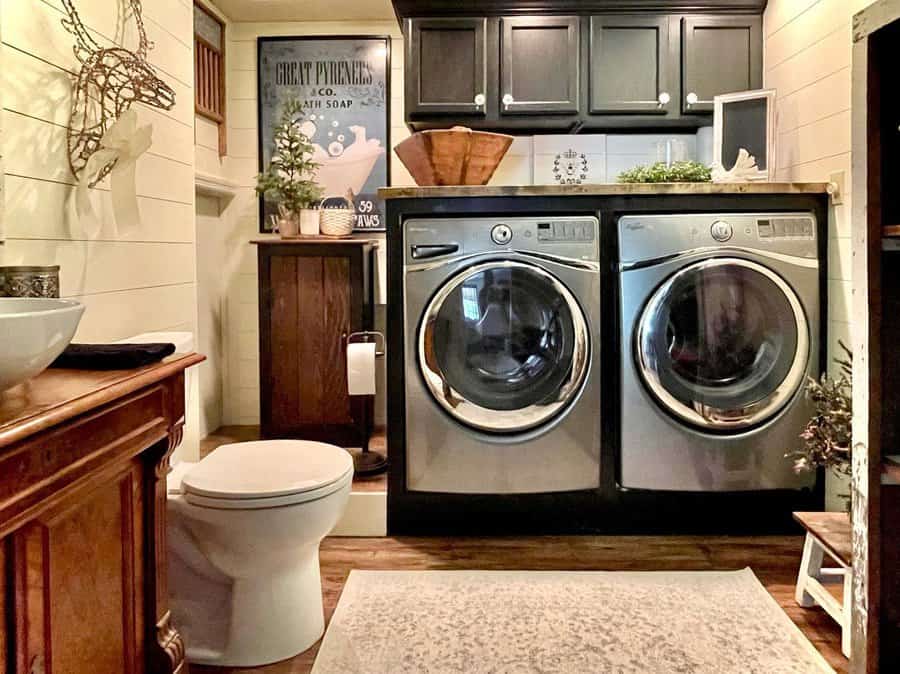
(411, 244, 459, 260)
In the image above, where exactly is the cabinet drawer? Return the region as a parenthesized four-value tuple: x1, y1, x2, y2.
(0, 386, 168, 533)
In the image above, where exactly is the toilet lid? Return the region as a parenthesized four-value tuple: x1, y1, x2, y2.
(182, 440, 353, 501)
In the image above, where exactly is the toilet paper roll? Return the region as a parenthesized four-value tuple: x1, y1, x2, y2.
(347, 342, 377, 396)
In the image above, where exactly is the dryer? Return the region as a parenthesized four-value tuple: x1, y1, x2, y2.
(618, 213, 821, 492)
(403, 216, 602, 495)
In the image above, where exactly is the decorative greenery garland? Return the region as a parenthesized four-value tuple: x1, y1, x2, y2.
(617, 161, 712, 184)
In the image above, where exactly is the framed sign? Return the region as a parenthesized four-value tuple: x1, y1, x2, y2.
(713, 89, 775, 182)
(257, 36, 390, 232)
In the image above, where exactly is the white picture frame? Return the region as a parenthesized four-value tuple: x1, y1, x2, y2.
(713, 89, 776, 182)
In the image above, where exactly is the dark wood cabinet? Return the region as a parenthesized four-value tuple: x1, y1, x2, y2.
(406, 17, 489, 116)
(256, 239, 375, 446)
(681, 15, 762, 114)
(588, 15, 675, 115)
(500, 16, 580, 115)
(399, 4, 764, 130)
(0, 354, 202, 674)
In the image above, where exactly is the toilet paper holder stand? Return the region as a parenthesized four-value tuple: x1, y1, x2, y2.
(347, 331, 385, 358)
(345, 330, 388, 476)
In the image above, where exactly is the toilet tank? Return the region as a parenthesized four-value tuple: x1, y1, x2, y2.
(116, 331, 198, 464)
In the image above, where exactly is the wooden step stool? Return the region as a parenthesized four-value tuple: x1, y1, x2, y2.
(793, 511, 853, 658)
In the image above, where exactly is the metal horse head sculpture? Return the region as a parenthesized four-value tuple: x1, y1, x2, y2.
(62, 0, 176, 186)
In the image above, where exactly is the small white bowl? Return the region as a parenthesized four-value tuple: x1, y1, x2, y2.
(0, 298, 85, 392)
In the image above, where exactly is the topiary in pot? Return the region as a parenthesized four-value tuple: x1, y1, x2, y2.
(256, 98, 324, 237)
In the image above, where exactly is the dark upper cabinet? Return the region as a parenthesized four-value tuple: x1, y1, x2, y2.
(401, 7, 764, 130)
(588, 16, 675, 115)
(500, 16, 580, 115)
(681, 15, 762, 114)
(406, 17, 489, 116)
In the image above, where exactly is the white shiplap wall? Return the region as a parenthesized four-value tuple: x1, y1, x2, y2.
(218, 20, 408, 425)
(764, 0, 875, 508)
(1, 0, 197, 343)
(193, 1, 232, 442)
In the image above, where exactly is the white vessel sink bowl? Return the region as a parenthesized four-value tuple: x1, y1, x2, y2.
(0, 298, 84, 392)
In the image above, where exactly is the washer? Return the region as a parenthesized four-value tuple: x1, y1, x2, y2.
(618, 213, 821, 492)
(403, 216, 602, 494)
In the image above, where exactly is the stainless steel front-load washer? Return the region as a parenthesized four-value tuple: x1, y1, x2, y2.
(618, 213, 820, 492)
(403, 216, 602, 494)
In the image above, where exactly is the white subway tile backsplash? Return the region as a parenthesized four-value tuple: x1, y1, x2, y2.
(533, 134, 606, 155)
(532, 135, 606, 186)
(606, 155, 652, 182)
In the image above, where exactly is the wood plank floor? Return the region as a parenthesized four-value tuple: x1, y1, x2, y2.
(191, 535, 847, 674)
(199, 425, 388, 492)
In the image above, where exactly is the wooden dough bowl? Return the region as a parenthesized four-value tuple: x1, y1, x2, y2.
(394, 127, 514, 186)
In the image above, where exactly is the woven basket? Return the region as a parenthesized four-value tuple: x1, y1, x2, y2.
(319, 195, 355, 237)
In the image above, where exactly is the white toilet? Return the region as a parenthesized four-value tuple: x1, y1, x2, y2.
(167, 440, 353, 667)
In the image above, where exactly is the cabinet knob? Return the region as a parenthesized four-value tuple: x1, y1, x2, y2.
(474, 93, 485, 106)
(502, 93, 514, 109)
(657, 92, 671, 108)
(686, 92, 699, 108)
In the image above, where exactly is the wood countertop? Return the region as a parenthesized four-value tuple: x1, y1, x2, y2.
(0, 352, 204, 450)
(378, 182, 831, 199)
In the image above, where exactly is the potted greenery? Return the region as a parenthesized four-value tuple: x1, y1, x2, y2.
(256, 98, 323, 237)
(788, 341, 853, 511)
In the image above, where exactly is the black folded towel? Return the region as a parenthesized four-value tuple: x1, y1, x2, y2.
(50, 343, 177, 370)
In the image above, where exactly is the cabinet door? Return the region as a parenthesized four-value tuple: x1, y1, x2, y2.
(500, 16, 580, 115)
(406, 17, 488, 116)
(589, 16, 674, 115)
(10, 462, 145, 674)
(681, 15, 762, 114)
(261, 251, 362, 442)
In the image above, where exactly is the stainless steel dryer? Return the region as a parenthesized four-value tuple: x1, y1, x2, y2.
(618, 213, 820, 492)
(404, 216, 602, 494)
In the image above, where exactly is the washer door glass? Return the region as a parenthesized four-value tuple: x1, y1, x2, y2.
(419, 261, 590, 433)
(636, 258, 809, 430)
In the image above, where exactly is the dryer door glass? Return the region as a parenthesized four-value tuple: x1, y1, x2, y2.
(419, 261, 590, 433)
(636, 258, 809, 430)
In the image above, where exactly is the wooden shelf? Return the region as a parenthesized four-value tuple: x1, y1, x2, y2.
(884, 225, 900, 237)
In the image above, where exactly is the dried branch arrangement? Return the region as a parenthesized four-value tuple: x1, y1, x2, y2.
(61, 0, 176, 186)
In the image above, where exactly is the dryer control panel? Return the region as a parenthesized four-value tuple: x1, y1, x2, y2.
(618, 212, 818, 267)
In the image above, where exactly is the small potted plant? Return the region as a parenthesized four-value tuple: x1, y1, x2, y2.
(788, 341, 853, 511)
(256, 98, 323, 237)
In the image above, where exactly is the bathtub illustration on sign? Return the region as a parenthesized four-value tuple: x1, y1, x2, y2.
(308, 125, 385, 197)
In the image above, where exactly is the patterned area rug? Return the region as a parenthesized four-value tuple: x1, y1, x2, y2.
(312, 568, 833, 673)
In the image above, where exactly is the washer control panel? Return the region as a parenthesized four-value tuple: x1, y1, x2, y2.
(405, 216, 600, 265)
(536, 219, 595, 242)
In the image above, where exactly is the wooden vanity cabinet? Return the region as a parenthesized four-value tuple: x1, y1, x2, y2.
(0, 354, 203, 674)
(255, 238, 376, 446)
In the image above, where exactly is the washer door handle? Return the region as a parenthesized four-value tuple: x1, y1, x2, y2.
(411, 244, 460, 260)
